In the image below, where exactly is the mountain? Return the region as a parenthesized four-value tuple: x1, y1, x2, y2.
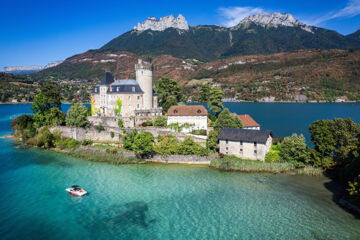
(134, 14, 189, 31)
(100, 13, 359, 62)
(2, 61, 63, 75)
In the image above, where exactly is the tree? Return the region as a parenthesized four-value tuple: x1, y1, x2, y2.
(66, 103, 89, 127)
(177, 137, 209, 156)
(154, 135, 180, 156)
(155, 77, 182, 113)
(206, 130, 219, 151)
(208, 87, 224, 115)
(309, 118, 360, 168)
(31, 83, 62, 114)
(123, 130, 138, 150)
(154, 115, 167, 127)
(214, 108, 243, 131)
(199, 84, 211, 103)
(132, 132, 155, 158)
(279, 134, 311, 168)
(31, 83, 65, 127)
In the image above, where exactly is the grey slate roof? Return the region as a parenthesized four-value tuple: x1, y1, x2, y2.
(107, 83, 143, 94)
(100, 71, 115, 85)
(218, 128, 273, 144)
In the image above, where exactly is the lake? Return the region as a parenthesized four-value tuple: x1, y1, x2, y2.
(1, 103, 360, 239)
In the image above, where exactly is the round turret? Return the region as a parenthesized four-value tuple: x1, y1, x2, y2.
(135, 59, 153, 109)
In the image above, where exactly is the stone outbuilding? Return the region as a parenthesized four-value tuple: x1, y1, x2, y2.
(218, 128, 273, 161)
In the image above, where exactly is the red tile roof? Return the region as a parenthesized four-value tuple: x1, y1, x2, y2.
(167, 105, 208, 116)
(236, 114, 260, 127)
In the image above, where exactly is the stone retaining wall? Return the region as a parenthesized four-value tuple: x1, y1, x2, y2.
(50, 126, 207, 146)
(148, 154, 215, 164)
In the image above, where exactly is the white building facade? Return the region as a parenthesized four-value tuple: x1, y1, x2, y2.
(218, 128, 273, 161)
(167, 105, 208, 133)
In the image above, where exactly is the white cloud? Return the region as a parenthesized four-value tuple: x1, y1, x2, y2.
(310, 0, 360, 25)
(218, 6, 266, 27)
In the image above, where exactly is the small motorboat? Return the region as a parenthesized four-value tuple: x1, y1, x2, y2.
(66, 185, 87, 196)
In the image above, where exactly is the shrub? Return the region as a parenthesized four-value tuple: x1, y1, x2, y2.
(146, 120, 153, 126)
(265, 144, 282, 163)
(191, 129, 207, 136)
(106, 147, 118, 154)
(36, 127, 55, 149)
(154, 135, 180, 156)
(206, 130, 218, 151)
(177, 137, 209, 156)
(154, 116, 167, 127)
(117, 119, 124, 128)
(347, 174, 360, 206)
(132, 132, 155, 158)
(81, 139, 93, 146)
(95, 124, 105, 132)
(123, 130, 138, 150)
(64, 138, 80, 148)
(110, 131, 115, 138)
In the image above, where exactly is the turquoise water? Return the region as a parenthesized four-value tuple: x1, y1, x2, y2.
(1, 103, 360, 239)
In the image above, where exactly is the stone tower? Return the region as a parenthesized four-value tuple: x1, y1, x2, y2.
(135, 59, 153, 109)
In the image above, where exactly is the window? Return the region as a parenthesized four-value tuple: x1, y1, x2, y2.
(240, 149, 243, 154)
(226, 140, 228, 144)
(137, 96, 140, 100)
(240, 141, 243, 146)
(254, 150, 257, 155)
(197, 109, 201, 114)
(254, 142, 257, 146)
(128, 96, 131, 100)
(117, 87, 119, 92)
(174, 109, 178, 114)
(137, 104, 139, 108)
(226, 147, 228, 150)
(94, 88, 97, 93)
(132, 87, 135, 92)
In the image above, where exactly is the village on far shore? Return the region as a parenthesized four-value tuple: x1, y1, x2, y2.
(50, 59, 273, 162)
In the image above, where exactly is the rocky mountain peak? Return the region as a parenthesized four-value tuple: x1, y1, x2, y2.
(239, 12, 313, 33)
(134, 14, 189, 31)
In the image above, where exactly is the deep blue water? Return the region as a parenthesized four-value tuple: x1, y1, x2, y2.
(224, 102, 360, 141)
(1, 103, 360, 239)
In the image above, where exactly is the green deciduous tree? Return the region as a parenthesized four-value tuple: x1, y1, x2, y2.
(208, 87, 224, 115)
(123, 130, 138, 151)
(155, 77, 182, 113)
(154, 135, 180, 156)
(66, 103, 89, 127)
(31, 83, 65, 127)
(132, 132, 155, 158)
(214, 108, 243, 131)
(279, 134, 311, 168)
(177, 137, 209, 156)
(206, 130, 219, 151)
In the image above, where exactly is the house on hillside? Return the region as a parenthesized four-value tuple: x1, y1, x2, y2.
(218, 128, 273, 161)
(167, 105, 208, 133)
(236, 114, 261, 130)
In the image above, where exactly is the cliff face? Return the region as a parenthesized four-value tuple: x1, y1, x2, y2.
(134, 14, 189, 31)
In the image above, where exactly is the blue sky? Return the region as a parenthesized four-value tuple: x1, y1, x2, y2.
(1, 0, 360, 69)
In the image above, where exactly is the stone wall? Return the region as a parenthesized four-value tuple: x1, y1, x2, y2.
(50, 126, 207, 146)
(148, 154, 215, 164)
